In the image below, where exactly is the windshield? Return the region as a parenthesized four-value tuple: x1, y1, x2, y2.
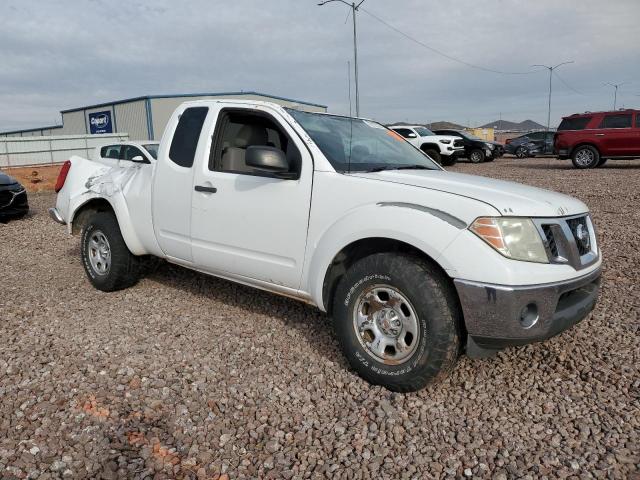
(143, 143, 159, 159)
(456, 131, 478, 140)
(286, 109, 440, 172)
(414, 127, 434, 137)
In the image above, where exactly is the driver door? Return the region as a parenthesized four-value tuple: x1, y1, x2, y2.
(190, 106, 313, 289)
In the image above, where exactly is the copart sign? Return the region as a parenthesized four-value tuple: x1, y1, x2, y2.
(89, 110, 113, 134)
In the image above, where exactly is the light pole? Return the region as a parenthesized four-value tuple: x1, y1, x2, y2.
(531, 61, 574, 132)
(604, 82, 625, 110)
(318, 0, 366, 117)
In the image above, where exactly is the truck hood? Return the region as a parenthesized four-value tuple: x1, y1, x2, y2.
(423, 135, 461, 143)
(352, 170, 588, 217)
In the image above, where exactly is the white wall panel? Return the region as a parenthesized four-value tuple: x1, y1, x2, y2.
(114, 101, 148, 140)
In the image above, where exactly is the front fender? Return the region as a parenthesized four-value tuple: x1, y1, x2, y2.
(303, 202, 467, 310)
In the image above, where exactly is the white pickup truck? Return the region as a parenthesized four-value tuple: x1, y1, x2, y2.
(388, 125, 464, 166)
(50, 100, 601, 392)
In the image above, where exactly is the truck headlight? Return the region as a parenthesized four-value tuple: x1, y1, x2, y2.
(470, 217, 548, 263)
(440, 140, 451, 144)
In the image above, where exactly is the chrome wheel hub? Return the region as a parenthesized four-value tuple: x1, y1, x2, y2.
(575, 149, 593, 166)
(352, 285, 420, 365)
(88, 230, 111, 275)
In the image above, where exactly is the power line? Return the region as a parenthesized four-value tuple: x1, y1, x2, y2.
(552, 70, 585, 96)
(360, 7, 542, 76)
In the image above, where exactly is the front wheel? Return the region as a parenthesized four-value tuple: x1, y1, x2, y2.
(81, 212, 140, 292)
(332, 253, 460, 392)
(596, 157, 608, 167)
(423, 149, 441, 165)
(571, 145, 600, 169)
(441, 155, 457, 167)
(469, 149, 485, 163)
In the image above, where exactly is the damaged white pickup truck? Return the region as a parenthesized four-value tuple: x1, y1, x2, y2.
(50, 100, 601, 391)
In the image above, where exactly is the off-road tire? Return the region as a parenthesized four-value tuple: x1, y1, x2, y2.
(81, 212, 140, 292)
(571, 145, 600, 169)
(469, 149, 485, 163)
(441, 155, 457, 167)
(423, 149, 441, 165)
(332, 253, 460, 392)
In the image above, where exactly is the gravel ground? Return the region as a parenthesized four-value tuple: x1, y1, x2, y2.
(1, 157, 638, 479)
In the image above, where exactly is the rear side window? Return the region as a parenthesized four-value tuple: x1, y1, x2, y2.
(169, 107, 209, 168)
(557, 117, 591, 131)
(599, 114, 632, 129)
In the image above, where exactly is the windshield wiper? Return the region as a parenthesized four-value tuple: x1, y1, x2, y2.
(367, 164, 432, 172)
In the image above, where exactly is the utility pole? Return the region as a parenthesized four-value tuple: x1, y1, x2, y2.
(531, 61, 574, 132)
(318, 0, 366, 116)
(604, 82, 625, 110)
(347, 61, 352, 117)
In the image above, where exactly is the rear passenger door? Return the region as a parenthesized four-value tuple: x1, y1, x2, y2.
(153, 105, 209, 262)
(597, 113, 633, 156)
(190, 106, 313, 289)
(633, 113, 640, 154)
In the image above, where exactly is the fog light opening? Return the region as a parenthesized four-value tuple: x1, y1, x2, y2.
(519, 303, 539, 329)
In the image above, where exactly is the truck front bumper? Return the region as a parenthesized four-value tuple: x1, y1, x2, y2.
(454, 267, 601, 357)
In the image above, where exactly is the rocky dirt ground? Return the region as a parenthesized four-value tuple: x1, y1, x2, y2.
(3, 165, 63, 193)
(0, 157, 638, 479)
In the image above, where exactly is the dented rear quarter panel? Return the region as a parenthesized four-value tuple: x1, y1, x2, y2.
(56, 156, 162, 256)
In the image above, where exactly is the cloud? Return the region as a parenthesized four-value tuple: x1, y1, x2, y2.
(0, 0, 637, 131)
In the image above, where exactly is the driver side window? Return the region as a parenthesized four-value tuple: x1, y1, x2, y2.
(392, 128, 415, 138)
(209, 110, 301, 177)
(122, 145, 145, 161)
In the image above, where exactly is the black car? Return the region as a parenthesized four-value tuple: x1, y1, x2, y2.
(433, 129, 498, 163)
(0, 171, 29, 220)
(505, 131, 555, 158)
(488, 141, 505, 157)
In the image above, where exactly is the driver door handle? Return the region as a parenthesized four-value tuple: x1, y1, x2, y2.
(194, 185, 217, 193)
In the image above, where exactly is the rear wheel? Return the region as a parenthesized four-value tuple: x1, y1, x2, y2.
(81, 212, 140, 292)
(469, 149, 485, 163)
(423, 149, 441, 165)
(571, 145, 600, 169)
(332, 253, 460, 392)
(596, 157, 608, 167)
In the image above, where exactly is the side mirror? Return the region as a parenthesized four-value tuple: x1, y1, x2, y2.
(407, 132, 418, 138)
(131, 155, 148, 163)
(245, 146, 289, 173)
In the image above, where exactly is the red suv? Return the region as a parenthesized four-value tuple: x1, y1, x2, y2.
(554, 109, 640, 168)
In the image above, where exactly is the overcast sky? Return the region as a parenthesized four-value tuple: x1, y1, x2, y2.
(1, 0, 638, 131)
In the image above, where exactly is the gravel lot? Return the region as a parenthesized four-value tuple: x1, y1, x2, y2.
(1, 157, 638, 479)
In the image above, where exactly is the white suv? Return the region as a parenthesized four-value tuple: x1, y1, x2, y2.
(390, 125, 464, 166)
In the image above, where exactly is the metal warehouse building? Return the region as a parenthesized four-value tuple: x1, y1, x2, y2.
(0, 92, 327, 140)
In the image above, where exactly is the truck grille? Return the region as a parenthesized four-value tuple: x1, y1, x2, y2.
(453, 139, 463, 148)
(535, 215, 597, 270)
(542, 225, 559, 257)
(566, 216, 591, 256)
